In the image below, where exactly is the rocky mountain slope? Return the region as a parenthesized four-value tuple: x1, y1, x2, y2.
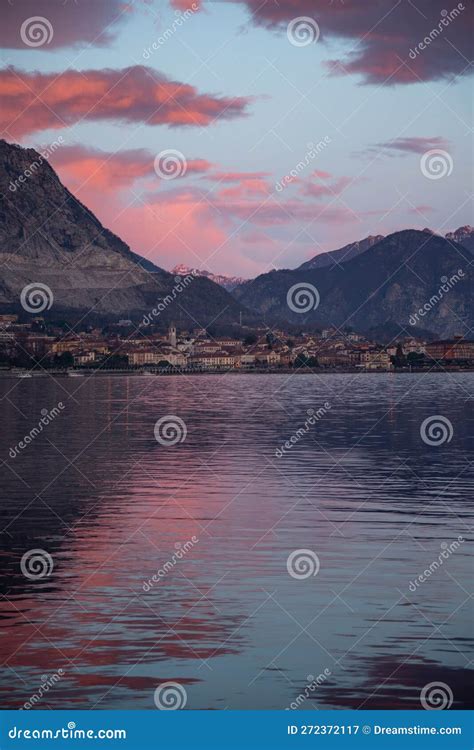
(234, 230, 473, 338)
(0, 139, 247, 325)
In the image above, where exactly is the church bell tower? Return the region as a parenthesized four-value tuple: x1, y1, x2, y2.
(169, 322, 177, 348)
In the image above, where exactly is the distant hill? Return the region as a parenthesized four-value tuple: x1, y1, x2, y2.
(0, 140, 249, 326)
(445, 225, 474, 255)
(172, 264, 246, 292)
(296, 227, 474, 272)
(234, 229, 473, 338)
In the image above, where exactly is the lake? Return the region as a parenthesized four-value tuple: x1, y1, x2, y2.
(0, 372, 472, 710)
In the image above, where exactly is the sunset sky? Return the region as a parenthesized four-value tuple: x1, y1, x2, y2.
(1, 0, 472, 277)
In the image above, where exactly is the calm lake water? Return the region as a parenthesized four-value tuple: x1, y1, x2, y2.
(0, 372, 472, 710)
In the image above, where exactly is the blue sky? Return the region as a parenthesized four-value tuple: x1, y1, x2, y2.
(1, 0, 472, 276)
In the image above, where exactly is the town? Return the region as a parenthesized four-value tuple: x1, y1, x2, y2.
(0, 314, 473, 375)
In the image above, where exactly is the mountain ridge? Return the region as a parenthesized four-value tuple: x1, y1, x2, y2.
(297, 235, 385, 271)
(172, 264, 246, 292)
(0, 139, 248, 325)
(234, 229, 473, 338)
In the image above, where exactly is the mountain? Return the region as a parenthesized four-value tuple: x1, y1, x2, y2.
(297, 235, 384, 271)
(234, 230, 473, 338)
(172, 264, 246, 292)
(446, 226, 474, 255)
(0, 140, 248, 325)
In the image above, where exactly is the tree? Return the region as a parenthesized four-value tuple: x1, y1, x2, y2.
(294, 354, 319, 369)
(244, 333, 257, 346)
(106, 354, 128, 369)
(407, 351, 425, 367)
(294, 354, 308, 368)
(53, 351, 74, 368)
(391, 344, 406, 368)
(266, 332, 275, 348)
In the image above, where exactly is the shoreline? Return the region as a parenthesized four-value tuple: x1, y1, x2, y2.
(1, 366, 473, 378)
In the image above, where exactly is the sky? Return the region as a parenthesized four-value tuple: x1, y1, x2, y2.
(1, 0, 472, 278)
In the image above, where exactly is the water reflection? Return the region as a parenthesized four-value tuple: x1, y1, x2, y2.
(0, 373, 472, 709)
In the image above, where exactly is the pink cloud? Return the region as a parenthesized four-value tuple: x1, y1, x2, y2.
(0, 65, 251, 138)
(234, 0, 473, 84)
(301, 175, 352, 199)
(55, 168, 380, 276)
(311, 169, 332, 179)
(171, 0, 202, 9)
(0, 0, 129, 50)
(50, 145, 213, 193)
(216, 178, 271, 200)
(408, 205, 435, 215)
(367, 136, 451, 157)
(208, 171, 271, 182)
